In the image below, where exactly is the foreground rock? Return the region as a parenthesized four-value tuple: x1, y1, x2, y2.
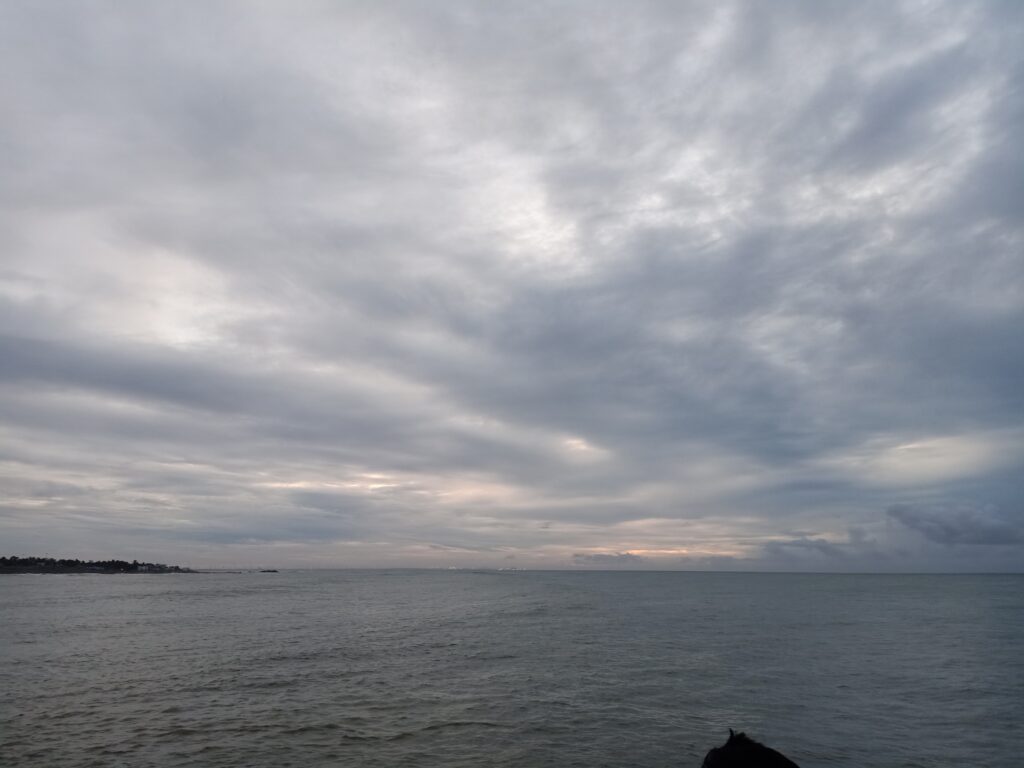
(702, 730, 800, 768)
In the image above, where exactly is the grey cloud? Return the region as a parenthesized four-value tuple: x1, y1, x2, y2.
(888, 503, 1024, 546)
(827, 45, 977, 173)
(761, 537, 851, 562)
(572, 552, 648, 567)
(290, 491, 374, 515)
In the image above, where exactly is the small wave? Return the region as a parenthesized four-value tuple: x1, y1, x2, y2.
(280, 723, 341, 735)
(421, 720, 509, 731)
(388, 720, 511, 740)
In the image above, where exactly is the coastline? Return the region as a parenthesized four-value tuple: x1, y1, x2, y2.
(0, 556, 193, 575)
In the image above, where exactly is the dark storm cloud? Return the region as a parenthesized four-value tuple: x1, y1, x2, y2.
(1, 1, 1022, 568)
(888, 503, 1024, 546)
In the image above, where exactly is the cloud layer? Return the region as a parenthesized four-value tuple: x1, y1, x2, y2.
(1, 1, 1022, 570)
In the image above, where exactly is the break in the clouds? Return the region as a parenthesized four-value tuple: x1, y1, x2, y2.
(1, 1, 1022, 571)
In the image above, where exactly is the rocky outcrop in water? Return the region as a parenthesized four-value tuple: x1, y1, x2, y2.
(702, 730, 800, 768)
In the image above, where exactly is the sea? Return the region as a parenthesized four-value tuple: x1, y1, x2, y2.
(1, 570, 1021, 767)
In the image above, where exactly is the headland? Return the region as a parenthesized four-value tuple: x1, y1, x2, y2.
(0, 556, 193, 574)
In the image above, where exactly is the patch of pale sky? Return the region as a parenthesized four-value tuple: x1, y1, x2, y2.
(818, 430, 1023, 489)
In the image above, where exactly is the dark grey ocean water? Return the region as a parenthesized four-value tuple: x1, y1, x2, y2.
(1, 570, 1021, 768)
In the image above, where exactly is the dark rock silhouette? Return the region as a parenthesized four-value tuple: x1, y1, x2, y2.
(702, 730, 800, 768)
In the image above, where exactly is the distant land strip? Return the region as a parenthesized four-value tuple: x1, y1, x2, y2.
(0, 556, 193, 574)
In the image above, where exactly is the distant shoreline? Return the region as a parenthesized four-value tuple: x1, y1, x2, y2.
(0, 556, 193, 574)
(0, 567, 194, 574)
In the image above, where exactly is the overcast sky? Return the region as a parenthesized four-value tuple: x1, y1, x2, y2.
(1, 1, 1022, 570)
